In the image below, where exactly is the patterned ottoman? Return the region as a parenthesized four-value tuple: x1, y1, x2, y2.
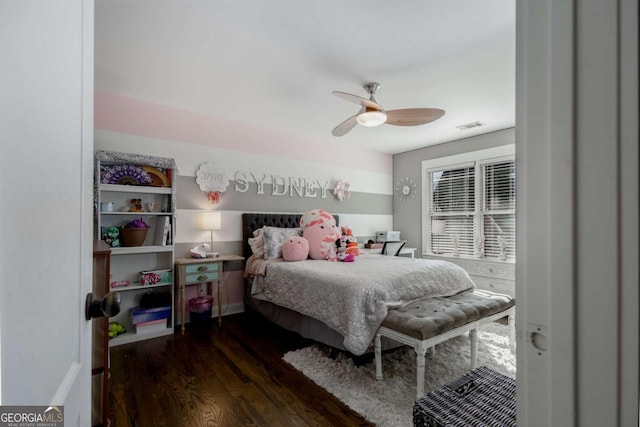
(413, 366, 516, 427)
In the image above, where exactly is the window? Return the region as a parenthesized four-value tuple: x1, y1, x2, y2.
(422, 146, 515, 262)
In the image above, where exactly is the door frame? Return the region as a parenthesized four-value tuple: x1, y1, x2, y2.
(516, 0, 638, 425)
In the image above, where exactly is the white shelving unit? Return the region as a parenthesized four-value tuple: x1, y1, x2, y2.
(95, 150, 177, 347)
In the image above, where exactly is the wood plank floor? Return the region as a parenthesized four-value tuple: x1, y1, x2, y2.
(109, 310, 373, 426)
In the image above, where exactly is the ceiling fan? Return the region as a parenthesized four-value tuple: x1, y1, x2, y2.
(331, 82, 445, 137)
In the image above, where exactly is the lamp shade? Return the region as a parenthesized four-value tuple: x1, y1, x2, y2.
(201, 211, 222, 230)
(431, 219, 446, 234)
(357, 110, 387, 127)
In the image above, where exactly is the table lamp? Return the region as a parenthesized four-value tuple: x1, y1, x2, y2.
(201, 211, 222, 257)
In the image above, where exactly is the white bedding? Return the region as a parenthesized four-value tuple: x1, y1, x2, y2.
(250, 255, 474, 355)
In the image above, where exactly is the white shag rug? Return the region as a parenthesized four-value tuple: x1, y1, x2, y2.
(283, 321, 515, 427)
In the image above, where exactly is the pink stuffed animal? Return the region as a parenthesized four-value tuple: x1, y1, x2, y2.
(300, 209, 341, 261)
(282, 236, 309, 262)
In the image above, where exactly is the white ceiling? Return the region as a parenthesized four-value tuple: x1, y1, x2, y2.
(95, 1, 515, 155)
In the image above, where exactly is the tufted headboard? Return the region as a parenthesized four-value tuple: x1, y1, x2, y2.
(242, 213, 339, 259)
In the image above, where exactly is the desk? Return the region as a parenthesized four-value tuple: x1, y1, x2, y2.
(175, 255, 244, 333)
(360, 247, 417, 258)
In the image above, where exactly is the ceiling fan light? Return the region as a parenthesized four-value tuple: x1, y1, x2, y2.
(357, 110, 387, 127)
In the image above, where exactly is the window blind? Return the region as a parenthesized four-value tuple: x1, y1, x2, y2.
(424, 157, 516, 262)
(431, 167, 475, 213)
(482, 161, 516, 261)
(429, 167, 475, 256)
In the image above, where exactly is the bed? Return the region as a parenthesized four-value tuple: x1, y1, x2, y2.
(242, 213, 477, 355)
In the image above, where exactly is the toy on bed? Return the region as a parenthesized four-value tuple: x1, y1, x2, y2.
(300, 209, 341, 261)
(282, 236, 309, 262)
(341, 226, 360, 257)
(335, 235, 355, 262)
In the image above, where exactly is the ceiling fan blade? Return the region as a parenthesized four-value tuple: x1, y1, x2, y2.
(332, 114, 359, 137)
(385, 108, 446, 126)
(332, 91, 384, 111)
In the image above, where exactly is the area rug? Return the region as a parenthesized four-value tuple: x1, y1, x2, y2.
(283, 321, 515, 427)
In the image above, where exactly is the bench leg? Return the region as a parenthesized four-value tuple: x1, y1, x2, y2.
(375, 333, 383, 380)
(415, 343, 428, 399)
(470, 329, 478, 370)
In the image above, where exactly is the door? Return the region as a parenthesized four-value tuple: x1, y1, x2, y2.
(0, 0, 94, 425)
(516, 0, 638, 425)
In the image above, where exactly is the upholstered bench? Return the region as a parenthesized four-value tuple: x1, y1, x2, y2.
(374, 289, 515, 399)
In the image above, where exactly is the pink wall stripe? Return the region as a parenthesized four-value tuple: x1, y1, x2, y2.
(95, 91, 392, 173)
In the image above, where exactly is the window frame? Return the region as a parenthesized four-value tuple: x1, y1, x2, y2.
(421, 145, 515, 262)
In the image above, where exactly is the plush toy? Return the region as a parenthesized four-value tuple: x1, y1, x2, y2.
(320, 233, 339, 261)
(101, 226, 120, 247)
(300, 209, 336, 229)
(282, 236, 309, 262)
(335, 236, 355, 262)
(300, 209, 341, 260)
(189, 243, 209, 259)
(129, 198, 144, 212)
(108, 322, 126, 339)
(341, 226, 360, 256)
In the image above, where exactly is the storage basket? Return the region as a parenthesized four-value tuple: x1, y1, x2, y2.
(413, 366, 516, 427)
(119, 227, 148, 247)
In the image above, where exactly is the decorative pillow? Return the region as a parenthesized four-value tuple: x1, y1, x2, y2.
(263, 226, 301, 259)
(282, 236, 309, 261)
(248, 228, 265, 258)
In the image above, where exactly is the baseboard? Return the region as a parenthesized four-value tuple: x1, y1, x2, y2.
(212, 302, 245, 318)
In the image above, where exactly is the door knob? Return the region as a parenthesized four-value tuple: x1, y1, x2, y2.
(85, 292, 121, 320)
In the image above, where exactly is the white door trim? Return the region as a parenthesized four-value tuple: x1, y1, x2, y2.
(516, 0, 639, 425)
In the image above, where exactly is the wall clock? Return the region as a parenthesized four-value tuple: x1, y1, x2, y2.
(396, 177, 417, 202)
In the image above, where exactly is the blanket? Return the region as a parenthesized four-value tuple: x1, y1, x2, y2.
(251, 255, 474, 355)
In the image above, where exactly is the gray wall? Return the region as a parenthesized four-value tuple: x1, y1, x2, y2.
(392, 127, 515, 255)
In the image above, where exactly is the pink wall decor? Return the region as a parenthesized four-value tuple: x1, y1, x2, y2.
(196, 161, 229, 204)
(333, 180, 351, 201)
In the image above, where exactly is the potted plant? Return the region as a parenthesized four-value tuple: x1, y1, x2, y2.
(119, 218, 149, 247)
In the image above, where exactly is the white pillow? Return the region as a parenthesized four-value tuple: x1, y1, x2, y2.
(263, 226, 301, 259)
(248, 228, 265, 258)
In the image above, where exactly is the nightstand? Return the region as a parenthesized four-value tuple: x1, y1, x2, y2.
(175, 255, 244, 333)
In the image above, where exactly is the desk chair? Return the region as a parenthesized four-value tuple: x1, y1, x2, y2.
(381, 240, 406, 256)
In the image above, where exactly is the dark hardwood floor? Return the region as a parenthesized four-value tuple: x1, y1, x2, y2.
(109, 311, 373, 426)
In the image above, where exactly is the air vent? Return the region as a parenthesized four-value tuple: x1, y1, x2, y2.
(456, 121, 486, 130)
